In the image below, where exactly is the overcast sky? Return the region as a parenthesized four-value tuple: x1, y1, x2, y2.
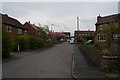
(1, 2, 118, 36)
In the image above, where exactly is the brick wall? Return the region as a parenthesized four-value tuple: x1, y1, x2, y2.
(23, 23, 38, 37)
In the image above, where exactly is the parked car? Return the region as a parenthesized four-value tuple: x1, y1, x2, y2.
(85, 40, 93, 45)
(60, 39, 64, 42)
(69, 40, 74, 44)
(67, 39, 70, 42)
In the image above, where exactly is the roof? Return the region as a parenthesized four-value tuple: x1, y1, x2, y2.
(96, 13, 120, 25)
(0, 13, 27, 30)
(50, 32, 66, 37)
(24, 22, 39, 30)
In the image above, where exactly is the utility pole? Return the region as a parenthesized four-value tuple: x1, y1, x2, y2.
(77, 17, 79, 31)
(51, 24, 54, 32)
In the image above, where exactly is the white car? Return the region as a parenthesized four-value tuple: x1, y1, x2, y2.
(67, 39, 70, 42)
(60, 39, 64, 42)
(69, 40, 74, 44)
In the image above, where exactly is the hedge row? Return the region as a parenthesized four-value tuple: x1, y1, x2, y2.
(2, 26, 15, 58)
(16, 36, 44, 51)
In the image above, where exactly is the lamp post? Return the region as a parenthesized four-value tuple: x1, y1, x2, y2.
(51, 24, 54, 32)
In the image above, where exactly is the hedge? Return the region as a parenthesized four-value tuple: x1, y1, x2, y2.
(2, 26, 15, 58)
(16, 36, 30, 51)
(16, 36, 44, 51)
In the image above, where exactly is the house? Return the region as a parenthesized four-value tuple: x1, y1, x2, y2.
(94, 14, 120, 46)
(23, 21, 40, 37)
(50, 32, 66, 41)
(61, 32, 70, 39)
(0, 13, 27, 37)
(57, 32, 70, 40)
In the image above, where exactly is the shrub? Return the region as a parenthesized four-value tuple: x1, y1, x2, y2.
(2, 25, 15, 58)
(29, 36, 44, 49)
(16, 35, 45, 51)
(16, 36, 30, 51)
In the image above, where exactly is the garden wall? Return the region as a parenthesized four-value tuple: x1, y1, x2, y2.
(79, 44, 119, 73)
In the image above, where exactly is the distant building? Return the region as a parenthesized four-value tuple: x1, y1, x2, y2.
(74, 30, 95, 42)
(50, 32, 66, 40)
(0, 13, 27, 37)
(56, 32, 70, 40)
(61, 32, 70, 39)
(94, 14, 120, 46)
(74, 30, 95, 37)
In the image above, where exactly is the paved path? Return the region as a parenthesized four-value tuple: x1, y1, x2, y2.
(3, 42, 74, 78)
(72, 44, 105, 79)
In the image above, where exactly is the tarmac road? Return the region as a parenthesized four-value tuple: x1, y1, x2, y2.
(2, 42, 74, 78)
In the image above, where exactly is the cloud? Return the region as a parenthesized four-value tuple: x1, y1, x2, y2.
(1, 2, 118, 36)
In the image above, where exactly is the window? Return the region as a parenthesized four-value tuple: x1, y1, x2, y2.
(97, 34, 106, 42)
(113, 34, 120, 39)
(7, 25, 12, 32)
(85, 34, 87, 36)
(24, 30, 27, 35)
(17, 28, 22, 34)
(82, 34, 84, 36)
(115, 23, 118, 27)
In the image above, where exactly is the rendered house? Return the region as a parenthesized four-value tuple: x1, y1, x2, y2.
(94, 14, 120, 46)
(0, 13, 27, 37)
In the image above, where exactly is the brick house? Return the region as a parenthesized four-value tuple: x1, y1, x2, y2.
(61, 32, 70, 39)
(23, 21, 41, 37)
(0, 13, 27, 37)
(94, 14, 120, 46)
(74, 30, 95, 37)
(74, 30, 95, 42)
(56, 32, 70, 40)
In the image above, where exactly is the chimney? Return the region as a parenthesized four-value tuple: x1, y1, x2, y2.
(4, 14, 8, 17)
(28, 21, 30, 23)
(33, 24, 35, 26)
(77, 17, 79, 31)
(97, 14, 102, 22)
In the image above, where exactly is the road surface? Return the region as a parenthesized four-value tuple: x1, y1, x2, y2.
(3, 42, 74, 78)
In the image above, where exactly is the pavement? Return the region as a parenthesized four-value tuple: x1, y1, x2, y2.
(72, 44, 106, 79)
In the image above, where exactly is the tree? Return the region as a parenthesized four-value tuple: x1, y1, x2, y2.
(101, 22, 118, 46)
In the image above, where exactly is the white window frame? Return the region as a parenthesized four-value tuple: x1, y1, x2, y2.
(7, 25, 12, 32)
(24, 30, 27, 35)
(97, 34, 106, 42)
(17, 28, 22, 34)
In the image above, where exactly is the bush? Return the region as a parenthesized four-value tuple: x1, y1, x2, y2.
(29, 36, 44, 49)
(16, 36, 44, 51)
(16, 36, 30, 51)
(2, 25, 15, 58)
